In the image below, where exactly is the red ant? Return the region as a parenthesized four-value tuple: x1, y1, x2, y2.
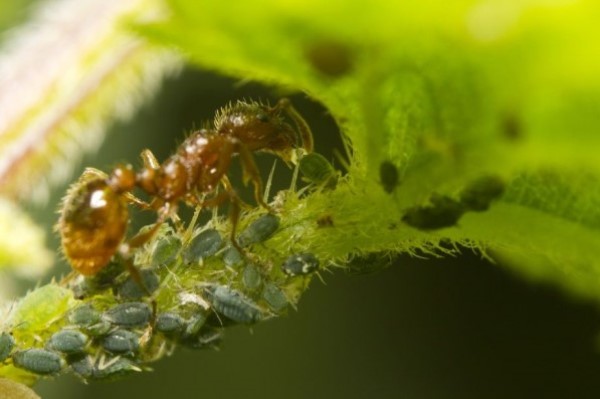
(58, 98, 313, 280)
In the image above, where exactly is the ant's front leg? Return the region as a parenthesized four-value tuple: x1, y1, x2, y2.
(116, 254, 157, 346)
(127, 203, 173, 250)
(198, 187, 245, 256)
(140, 148, 161, 170)
(236, 143, 274, 213)
(221, 175, 252, 210)
(123, 192, 152, 210)
(119, 205, 173, 328)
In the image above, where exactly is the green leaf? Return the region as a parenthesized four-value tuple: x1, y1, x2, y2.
(140, 0, 600, 302)
(448, 171, 600, 301)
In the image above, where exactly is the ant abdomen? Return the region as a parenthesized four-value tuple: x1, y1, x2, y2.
(58, 171, 129, 276)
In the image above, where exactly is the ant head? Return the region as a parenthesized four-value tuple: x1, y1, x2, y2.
(214, 100, 300, 161)
(107, 164, 136, 194)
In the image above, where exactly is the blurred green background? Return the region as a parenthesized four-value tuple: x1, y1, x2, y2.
(3, 2, 600, 398)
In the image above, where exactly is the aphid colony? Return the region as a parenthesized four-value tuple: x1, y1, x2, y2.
(2, 215, 321, 380)
(0, 100, 325, 381)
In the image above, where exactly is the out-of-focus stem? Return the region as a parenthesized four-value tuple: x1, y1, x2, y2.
(0, 0, 181, 202)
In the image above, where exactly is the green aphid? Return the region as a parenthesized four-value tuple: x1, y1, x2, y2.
(184, 229, 223, 263)
(299, 152, 338, 188)
(101, 330, 140, 354)
(156, 312, 185, 334)
(222, 246, 243, 267)
(180, 328, 222, 350)
(0, 332, 15, 362)
(103, 302, 151, 328)
(69, 304, 101, 327)
(10, 285, 74, 334)
(262, 284, 289, 312)
(117, 269, 160, 299)
(152, 235, 182, 266)
(71, 355, 141, 381)
(242, 264, 262, 290)
(12, 349, 65, 376)
(183, 313, 207, 338)
(92, 357, 141, 380)
(238, 214, 280, 247)
(70, 356, 94, 379)
(79, 260, 126, 294)
(69, 304, 111, 336)
(282, 253, 320, 276)
(86, 321, 111, 337)
(205, 285, 262, 324)
(47, 330, 88, 354)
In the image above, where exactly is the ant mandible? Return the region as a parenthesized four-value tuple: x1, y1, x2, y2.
(58, 98, 313, 279)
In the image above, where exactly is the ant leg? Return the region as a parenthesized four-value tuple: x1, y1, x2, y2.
(236, 143, 273, 212)
(123, 192, 153, 210)
(128, 207, 171, 250)
(198, 188, 246, 255)
(119, 255, 157, 343)
(221, 175, 251, 209)
(226, 190, 245, 256)
(198, 191, 230, 208)
(146, 196, 182, 233)
(140, 149, 161, 170)
(208, 180, 247, 254)
(119, 208, 171, 328)
(276, 98, 314, 154)
(59, 270, 79, 287)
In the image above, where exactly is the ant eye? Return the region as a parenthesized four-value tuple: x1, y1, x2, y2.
(256, 113, 269, 123)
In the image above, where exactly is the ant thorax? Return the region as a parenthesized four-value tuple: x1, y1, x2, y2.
(138, 130, 235, 202)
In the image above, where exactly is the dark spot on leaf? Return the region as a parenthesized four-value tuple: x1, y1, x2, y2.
(379, 160, 399, 193)
(501, 112, 522, 140)
(402, 194, 465, 230)
(459, 175, 505, 211)
(305, 40, 353, 77)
